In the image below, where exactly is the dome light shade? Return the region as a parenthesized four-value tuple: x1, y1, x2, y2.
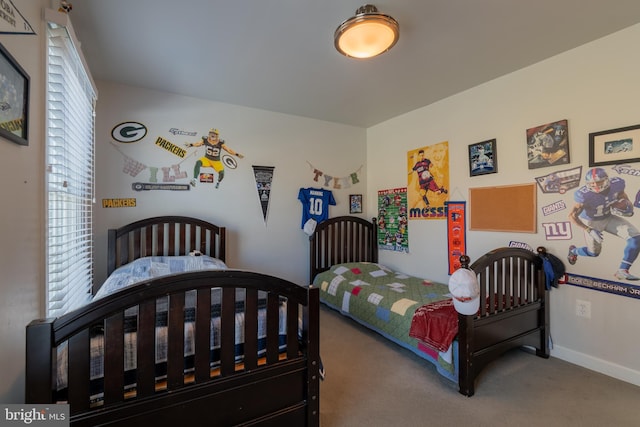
(334, 5, 399, 59)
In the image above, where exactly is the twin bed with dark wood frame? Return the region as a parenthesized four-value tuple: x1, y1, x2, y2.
(309, 216, 550, 397)
(26, 216, 320, 426)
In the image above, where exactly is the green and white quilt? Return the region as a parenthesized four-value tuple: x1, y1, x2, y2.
(313, 262, 458, 381)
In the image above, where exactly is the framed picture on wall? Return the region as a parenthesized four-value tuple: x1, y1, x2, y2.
(468, 139, 497, 176)
(589, 124, 640, 167)
(526, 119, 569, 169)
(0, 42, 29, 146)
(349, 194, 362, 214)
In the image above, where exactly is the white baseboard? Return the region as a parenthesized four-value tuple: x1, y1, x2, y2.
(551, 345, 640, 388)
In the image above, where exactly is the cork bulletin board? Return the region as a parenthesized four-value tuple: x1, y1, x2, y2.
(469, 183, 536, 232)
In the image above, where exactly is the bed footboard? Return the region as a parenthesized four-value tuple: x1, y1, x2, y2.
(26, 270, 320, 426)
(458, 247, 549, 397)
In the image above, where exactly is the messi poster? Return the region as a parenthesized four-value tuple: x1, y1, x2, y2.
(377, 188, 409, 253)
(407, 142, 450, 220)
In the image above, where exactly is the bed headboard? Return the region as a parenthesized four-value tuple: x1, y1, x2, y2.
(309, 216, 378, 283)
(107, 216, 226, 276)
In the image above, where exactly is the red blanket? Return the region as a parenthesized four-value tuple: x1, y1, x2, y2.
(409, 299, 458, 352)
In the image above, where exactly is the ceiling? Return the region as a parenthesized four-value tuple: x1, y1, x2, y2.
(68, 0, 640, 128)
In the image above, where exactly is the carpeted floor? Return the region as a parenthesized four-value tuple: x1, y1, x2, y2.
(319, 305, 640, 427)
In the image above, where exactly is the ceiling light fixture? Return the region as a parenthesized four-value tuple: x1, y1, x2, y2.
(334, 4, 399, 59)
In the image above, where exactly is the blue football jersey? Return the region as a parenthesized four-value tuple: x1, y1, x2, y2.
(298, 187, 336, 228)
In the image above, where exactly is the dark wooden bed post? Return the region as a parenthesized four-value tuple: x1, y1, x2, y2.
(305, 286, 321, 426)
(536, 247, 551, 359)
(456, 254, 475, 397)
(25, 319, 56, 403)
(457, 315, 475, 397)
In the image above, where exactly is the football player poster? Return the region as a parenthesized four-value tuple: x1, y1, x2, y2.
(407, 142, 450, 220)
(526, 119, 569, 169)
(377, 188, 409, 253)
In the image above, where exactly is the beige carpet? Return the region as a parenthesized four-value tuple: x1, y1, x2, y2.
(319, 305, 640, 427)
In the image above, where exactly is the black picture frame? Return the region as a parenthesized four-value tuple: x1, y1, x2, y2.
(589, 124, 640, 167)
(349, 194, 363, 214)
(0, 42, 29, 146)
(468, 139, 497, 176)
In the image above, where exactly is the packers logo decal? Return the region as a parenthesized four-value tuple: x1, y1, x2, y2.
(222, 154, 238, 169)
(112, 122, 147, 143)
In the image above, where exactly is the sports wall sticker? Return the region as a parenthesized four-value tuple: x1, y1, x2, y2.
(377, 188, 408, 253)
(407, 141, 449, 220)
(110, 140, 193, 191)
(536, 157, 640, 299)
(185, 128, 244, 189)
(535, 166, 582, 195)
(109, 123, 244, 192)
(306, 161, 362, 190)
(101, 198, 136, 208)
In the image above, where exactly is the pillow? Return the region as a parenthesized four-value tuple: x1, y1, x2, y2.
(94, 255, 228, 300)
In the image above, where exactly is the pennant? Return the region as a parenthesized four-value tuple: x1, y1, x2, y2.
(446, 201, 467, 274)
(0, 1, 35, 34)
(253, 165, 274, 223)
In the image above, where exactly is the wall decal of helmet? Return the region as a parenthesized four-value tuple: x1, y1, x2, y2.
(566, 166, 640, 281)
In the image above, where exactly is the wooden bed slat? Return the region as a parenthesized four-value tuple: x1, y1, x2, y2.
(195, 288, 212, 382)
(167, 292, 186, 389)
(68, 329, 91, 414)
(266, 294, 280, 365)
(136, 300, 156, 397)
(104, 313, 124, 404)
(286, 298, 298, 359)
(189, 223, 197, 254)
(220, 287, 236, 376)
(167, 223, 176, 255)
(244, 289, 259, 370)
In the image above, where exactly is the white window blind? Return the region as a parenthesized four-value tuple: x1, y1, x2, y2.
(46, 21, 97, 318)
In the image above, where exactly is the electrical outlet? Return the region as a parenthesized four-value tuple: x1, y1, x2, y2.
(576, 299, 591, 318)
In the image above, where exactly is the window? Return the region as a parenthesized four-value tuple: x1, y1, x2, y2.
(46, 13, 97, 318)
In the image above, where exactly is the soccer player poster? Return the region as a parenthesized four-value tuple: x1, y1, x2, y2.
(377, 188, 408, 253)
(407, 142, 450, 220)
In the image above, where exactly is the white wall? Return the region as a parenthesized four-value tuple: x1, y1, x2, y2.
(1, 0, 638, 404)
(0, 0, 47, 403)
(93, 81, 367, 287)
(366, 24, 640, 386)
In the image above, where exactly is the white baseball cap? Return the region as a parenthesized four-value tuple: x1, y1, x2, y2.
(448, 268, 480, 315)
(303, 218, 317, 236)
